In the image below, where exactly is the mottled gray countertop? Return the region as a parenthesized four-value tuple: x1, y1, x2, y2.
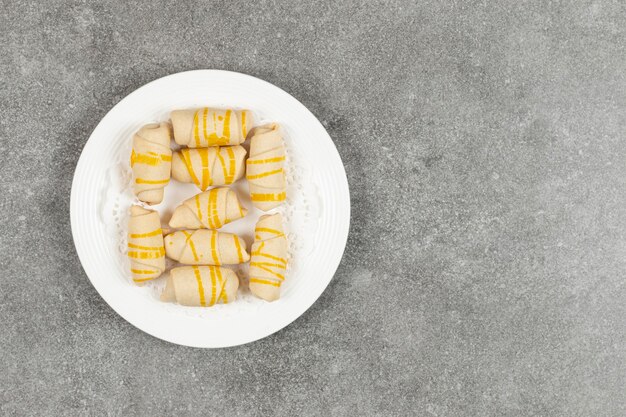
(1, 1, 625, 416)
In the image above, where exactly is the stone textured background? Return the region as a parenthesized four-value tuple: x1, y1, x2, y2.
(2, 0, 625, 415)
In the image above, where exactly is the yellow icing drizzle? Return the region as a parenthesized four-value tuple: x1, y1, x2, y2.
(216, 148, 229, 184)
(135, 178, 169, 184)
(246, 156, 286, 165)
(211, 266, 224, 305)
(195, 194, 203, 224)
(129, 228, 162, 238)
(190, 108, 246, 146)
(251, 192, 286, 202)
(128, 248, 165, 259)
(208, 189, 220, 228)
(254, 227, 283, 235)
(202, 108, 209, 146)
(193, 266, 206, 306)
(233, 235, 244, 263)
(131, 268, 158, 274)
(226, 147, 236, 184)
(208, 266, 217, 306)
(131, 150, 171, 167)
(250, 261, 285, 269)
(251, 250, 287, 265)
(222, 110, 231, 143)
(210, 230, 220, 265)
(206, 190, 215, 228)
(181, 149, 201, 188)
(200, 148, 210, 190)
(182, 230, 199, 262)
(219, 270, 228, 304)
(247, 168, 283, 180)
(193, 111, 201, 147)
(212, 112, 218, 139)
(133, 277, 156, 283)
(251, 263, 285, 280)
(241, 111, 247, 138)
(249, 278, 281, 287)
(128, 243, 163, 251)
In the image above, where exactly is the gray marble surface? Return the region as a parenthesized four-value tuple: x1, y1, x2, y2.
(1, 1, 625, 415)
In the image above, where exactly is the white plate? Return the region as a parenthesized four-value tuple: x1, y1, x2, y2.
(70, 70, 350, 348)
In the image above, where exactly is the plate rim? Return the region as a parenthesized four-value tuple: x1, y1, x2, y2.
(70, 69, 350, 348)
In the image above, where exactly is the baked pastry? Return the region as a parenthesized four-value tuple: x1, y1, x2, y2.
(171, 146, 246, 190)
(161, 266, 239, 306)
(131, 123, 172, 204)
(246, 124, 286, 210)
(169, 187, 247, 229)
(171, 108, 253, 147)
(249, 213, 288, 301)
(164, 229, 249, 265)
(127, 205, 165, 284)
